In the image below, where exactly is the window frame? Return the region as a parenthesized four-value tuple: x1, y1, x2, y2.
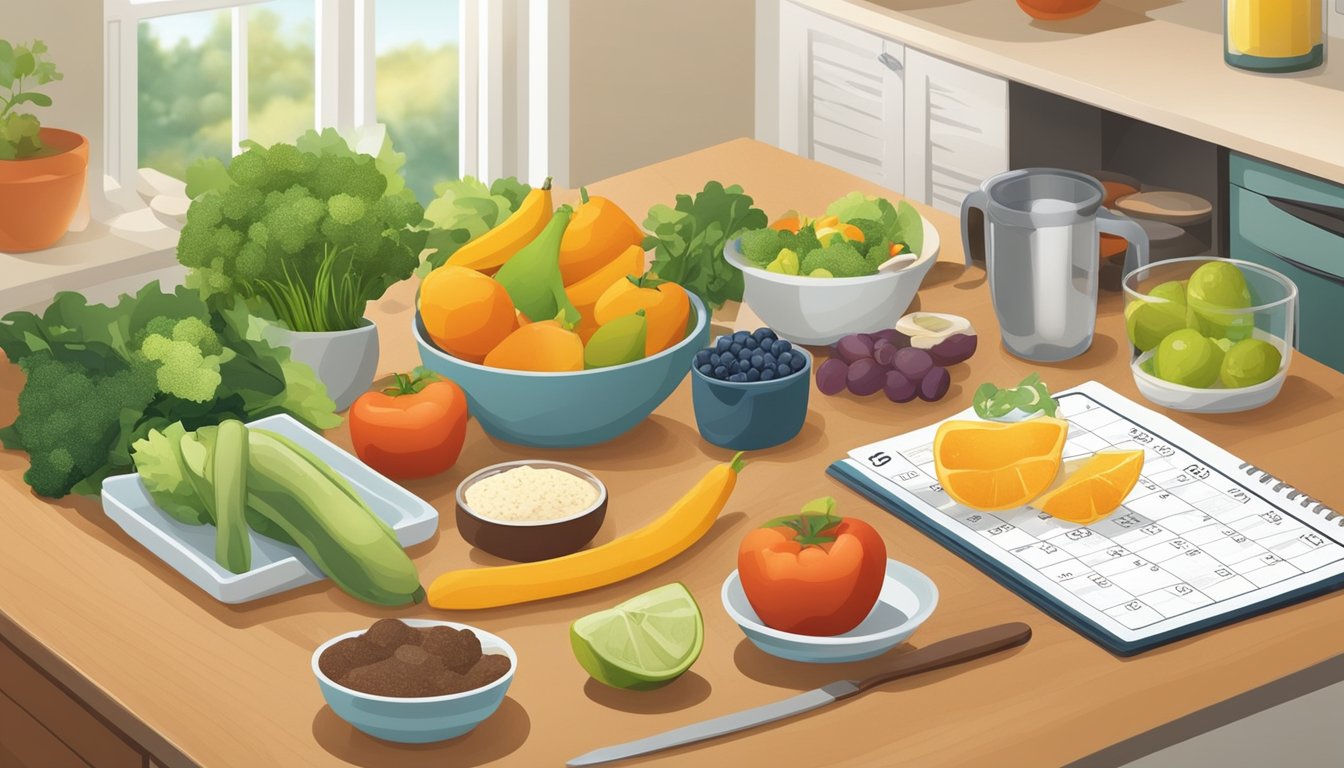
(102, 0, 516, 208)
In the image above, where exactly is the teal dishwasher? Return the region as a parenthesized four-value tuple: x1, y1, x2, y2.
(1230, 154, 1344, 374)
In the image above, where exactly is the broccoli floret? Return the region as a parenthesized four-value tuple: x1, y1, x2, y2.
(801, 242, 874, 278)
(866, 242, 893, 272)
(139, 334, 223, 403)
(740, 228, 785, 267)
(170, 316, 223, 356)
(780, 225, 822, 259)
(848, 218, 886, 247)
(2, 354, 157, 498)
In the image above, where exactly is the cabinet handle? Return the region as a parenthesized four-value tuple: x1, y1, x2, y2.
(878, 52, 904, 73)
(1267, 196, 1344, 239)
(1267, 249, 1344, 287)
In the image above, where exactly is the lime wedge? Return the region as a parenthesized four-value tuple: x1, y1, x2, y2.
(570, 583, 704, 690)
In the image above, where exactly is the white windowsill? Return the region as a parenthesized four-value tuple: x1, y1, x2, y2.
(0, 206, 184, 315)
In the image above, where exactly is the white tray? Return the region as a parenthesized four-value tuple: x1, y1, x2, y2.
(101, 414, 438, 604)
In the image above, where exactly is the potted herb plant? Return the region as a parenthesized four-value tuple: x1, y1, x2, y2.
(177, 129, 427, 411)
(0, 39, 87, 252)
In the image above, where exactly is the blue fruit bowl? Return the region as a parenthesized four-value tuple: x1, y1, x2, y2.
(312, 620, 517, 744)
(690, 341, 811, 451)
(415, 293, 710, 448)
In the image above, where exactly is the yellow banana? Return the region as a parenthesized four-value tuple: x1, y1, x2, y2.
(445, 178, 553, 274)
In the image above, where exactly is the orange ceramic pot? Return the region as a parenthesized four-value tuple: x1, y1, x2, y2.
(1016, 0, 1100, 20)
(0, 128, 89, 252)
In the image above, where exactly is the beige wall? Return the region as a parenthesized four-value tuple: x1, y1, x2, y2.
(565, 0, 756, 185)
(8, 0, 104, 214)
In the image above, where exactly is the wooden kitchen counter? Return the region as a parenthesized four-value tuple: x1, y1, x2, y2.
(2, 139, 1343, 768)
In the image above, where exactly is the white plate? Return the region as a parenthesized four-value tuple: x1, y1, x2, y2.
(100, 414, 438, 604)
(722, 558, 938, 663)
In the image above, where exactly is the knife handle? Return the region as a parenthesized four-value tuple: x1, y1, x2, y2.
(848, 622, 1032, 696)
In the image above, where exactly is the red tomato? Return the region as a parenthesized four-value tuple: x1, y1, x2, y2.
(349, 371, 468, 479)
(737, 498, 887, 636)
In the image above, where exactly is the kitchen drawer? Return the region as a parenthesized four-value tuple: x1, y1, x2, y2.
(1230, 186, 1344, 373)
(1231, 153, 1344, 209)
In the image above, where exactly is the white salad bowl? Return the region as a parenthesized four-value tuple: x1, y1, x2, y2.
(724, 214, 941, 346)
(722, 558, 939, 664)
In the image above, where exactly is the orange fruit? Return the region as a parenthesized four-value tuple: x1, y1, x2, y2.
(934, 418, 1069, 511)
(418, 266, 518, 363)
(566, 244, 645, 344)
(558, 194, 645, 285)
(483, 320, 584, 372)
(771, 210, 803, 233)
(1033, 450, 1145, 524)
(594, 279, 690, 357)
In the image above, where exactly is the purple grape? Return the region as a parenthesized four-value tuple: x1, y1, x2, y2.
(917, 366, 951, 402)
(873, 339, 897, 368)
(893, 347, 933, 381)
(884, 370, 917, 403)
(928, 333, 978, 366)
(847, 358, 885, 396)
(836, 334, 874, 364)
(815, 358, 849, 395)
(872, 329, 911, 349)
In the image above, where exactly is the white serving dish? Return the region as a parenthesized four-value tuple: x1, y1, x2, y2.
(100, 414, 438, 604)
(722, 558, 938, 664)
(1131, 329, 1290, 414)
(723, 214, 941, 346)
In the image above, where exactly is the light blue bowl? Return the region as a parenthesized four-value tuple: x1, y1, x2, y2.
(312, 620, 517, 744)
(415, 294, 710, 448)
(722, 559, 938, 664)
(691, 343, 812, 451)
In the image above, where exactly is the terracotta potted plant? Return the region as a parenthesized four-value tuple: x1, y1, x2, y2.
(177, 129, 427, 411)
(0, 39, 87, 253)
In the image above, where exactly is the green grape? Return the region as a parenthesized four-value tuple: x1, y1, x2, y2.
(1125, 280, 1188, 352)
(1220, 338, 1282, 388)
(1186, 262, 1253, 341)
(1155, 329, 1224, 388)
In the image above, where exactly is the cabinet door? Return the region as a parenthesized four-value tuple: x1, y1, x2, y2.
(904, 49, 1008, 214)
(778, 1, 904, 192)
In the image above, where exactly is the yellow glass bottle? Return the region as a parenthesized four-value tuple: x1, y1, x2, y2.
(1225, 0, 1324, 73)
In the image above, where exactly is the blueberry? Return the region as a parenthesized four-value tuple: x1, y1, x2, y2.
(729, 360, 742, 374)
(711, 352, 724, 367)
(750, 354, 764, 369)
(763, 352, 777, 368)
(738, 348, 753, 363)
(744, 336, 758, 350)
(790, 355, 807, 372)
(777, 351, 793, 367)
(730, 372, 749, 383)
(755, 327, 777, 341)
(698, 364, 713, 376)
(761, 368, 776, 381)
(734, 330, 750, 342)
(713, 365, 728, 378)
(776, 363, 792, 378)
(695, 350, 710, 366)
(746, 368, 761, 382)
(772, 339, 792, 356)
(716, 337, 732, 352)
(730, 342, 743, 355)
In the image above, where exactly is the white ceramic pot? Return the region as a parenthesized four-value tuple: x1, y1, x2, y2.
(262, 319, 380, 412)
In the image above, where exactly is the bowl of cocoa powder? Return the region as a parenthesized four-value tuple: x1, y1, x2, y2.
(312, 618, 517, 743)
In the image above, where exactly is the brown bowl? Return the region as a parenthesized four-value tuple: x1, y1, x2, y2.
(455, 460, 607, 562)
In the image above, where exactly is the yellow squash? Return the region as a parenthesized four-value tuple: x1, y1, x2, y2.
(445, 178, 554, 274)
(428, 453, 746, 610)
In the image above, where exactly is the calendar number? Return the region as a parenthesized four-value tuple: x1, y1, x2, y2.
(1152, 444, 1175, 458)
(1129, 429, 1154, 444)
(1183, 464, 1211, 480)
(896, 470, 920, 482)
(868, 452, 892, 468)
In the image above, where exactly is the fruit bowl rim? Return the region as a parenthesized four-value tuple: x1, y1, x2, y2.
(414, 292, 708, 378)
(1121, 256, 1300, 315)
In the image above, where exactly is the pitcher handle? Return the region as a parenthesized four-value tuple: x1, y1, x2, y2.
(960, 189, 987, 267)
(1097, 209, 1150, 278)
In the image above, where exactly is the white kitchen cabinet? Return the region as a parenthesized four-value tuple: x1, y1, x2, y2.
(776, 2, 1008, 214)
(778, 1, 904, 192)
(903, 48, 1009, 214)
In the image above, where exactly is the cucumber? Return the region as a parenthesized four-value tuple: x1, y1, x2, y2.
(244, 429, 423, 606)
(211, 420, 252, 574)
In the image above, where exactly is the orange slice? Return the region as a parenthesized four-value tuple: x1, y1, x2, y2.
(934, 418, 1069, 511)
(1034, 450, 1145, 524)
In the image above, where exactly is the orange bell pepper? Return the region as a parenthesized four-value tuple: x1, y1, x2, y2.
(558, 188, 645, 285)
(594, 277, 690, 357)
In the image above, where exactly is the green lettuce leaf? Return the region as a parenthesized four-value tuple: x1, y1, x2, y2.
(643, 181, 766, 310)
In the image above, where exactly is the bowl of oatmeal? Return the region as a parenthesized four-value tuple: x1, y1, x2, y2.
(455, 460, 608, 562)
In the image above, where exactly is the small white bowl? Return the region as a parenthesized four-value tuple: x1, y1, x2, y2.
(724, 214, 941, 346)
(722, 559, 938, 664)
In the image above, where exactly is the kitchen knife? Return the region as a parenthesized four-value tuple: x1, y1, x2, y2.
(567, 622, 1032, 767)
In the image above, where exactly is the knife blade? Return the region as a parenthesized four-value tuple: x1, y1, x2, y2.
(566, 622, 1031, 767)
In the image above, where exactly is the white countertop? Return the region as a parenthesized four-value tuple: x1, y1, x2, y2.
(801, 0, 1344, 185)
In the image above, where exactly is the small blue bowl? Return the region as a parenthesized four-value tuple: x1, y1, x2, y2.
(312, 620, 517, 744)
(722, 559, 938, 664)
(690, 342, 811, 451)
(415, 293, 710, 448)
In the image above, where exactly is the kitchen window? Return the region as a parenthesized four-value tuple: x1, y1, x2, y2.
(103, 0, 510, 209)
